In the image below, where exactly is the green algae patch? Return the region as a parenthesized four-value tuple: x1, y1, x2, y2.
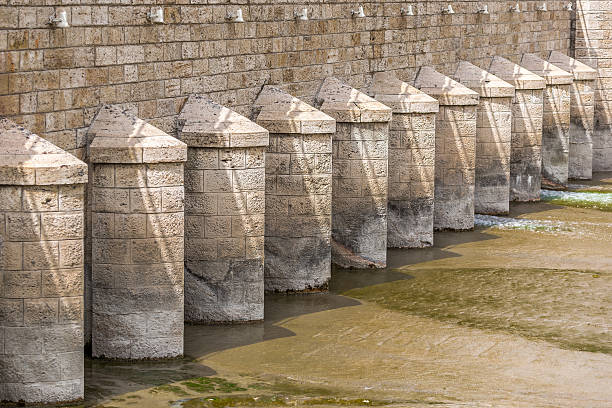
(150, 384, 191, 396)
(181, 377, 247, 393)
(178, 395, 414, 407)
(345, 268, 612, 354)
(543, 197, 612, 211)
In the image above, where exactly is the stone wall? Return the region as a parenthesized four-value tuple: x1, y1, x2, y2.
(0, 1, 573, 159)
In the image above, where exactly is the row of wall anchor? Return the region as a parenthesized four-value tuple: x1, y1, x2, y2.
(48, 3, 576, 27)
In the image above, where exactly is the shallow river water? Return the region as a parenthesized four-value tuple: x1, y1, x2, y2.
(55, 173, 612, 408)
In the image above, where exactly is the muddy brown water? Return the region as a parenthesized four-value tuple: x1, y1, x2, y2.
(39, 174, 612, 408)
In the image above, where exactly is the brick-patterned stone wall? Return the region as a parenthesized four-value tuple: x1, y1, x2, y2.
(575, 0, 612, 171)
(177, 96, 268, 323)
(255, 86, 335, 292)
(88, 105, 187, 359)
(0, 119, 87, 404)
(370, 72, 438, 248)
(0, 1, 572, 158)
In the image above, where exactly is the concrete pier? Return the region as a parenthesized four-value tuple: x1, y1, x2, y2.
(177, 96, 268, 322)
(520, 53, 573, 188)
(254, 87, 335, 292)
(88, 106, 187, 359)
(487, 56, 546, 201)
(548, 51, 598, 180)
(370, 72, 439, 248)
(453, 61, 515, 215)
(0, 119, 87, 403)
(412, 66, 479, 231)
(316, 77, 391, 268)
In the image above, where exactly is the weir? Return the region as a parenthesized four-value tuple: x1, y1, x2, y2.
(0, 2, 609, 399)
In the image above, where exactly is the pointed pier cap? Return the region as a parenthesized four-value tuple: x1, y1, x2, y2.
(253, 86, 336, 134)
(453, 61, 515, 98)
(88, 105, 187, 164)
(315, 77, 392, 123)
(520, 53, 574, 85)
(412, 66, 479, 106)
(487, 56, 546, 90)
(370, 72, 439, 114)
(177, 95, 269, 148)
(0, 118, 87, 185)
(548, 51, 597, 81)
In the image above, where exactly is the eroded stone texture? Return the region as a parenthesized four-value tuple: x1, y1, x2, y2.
(0, 118, 87, 404)
(316, 77, 391, 268)
(548, 51, 597, 180)
(453, 62, 515, 215)
(487, 56, 546, 201)
(177, 95, 268, 322)
(520, 54, 573, 188)
(254, 87, 335, 291)
(412, 67, 479, 231)
(88, 105, 187, 359)
(370, 72, 439, 248)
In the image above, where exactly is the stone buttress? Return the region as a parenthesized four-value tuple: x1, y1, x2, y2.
(87, 105, 187, 359)
(316, 77, 391, 268)
(520, 53, 574, 188)
(412, 66, 479, 231)
(177, 96, 268, 322)
(574, 1, 612, 172)
(453, 61, 515, 215)
(370, 72, 439, 248)
(0, 119, 87, 403)
(487, 56, 546, 201)
(548, 51, 598, 180)
(253, 86, 335, 292)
